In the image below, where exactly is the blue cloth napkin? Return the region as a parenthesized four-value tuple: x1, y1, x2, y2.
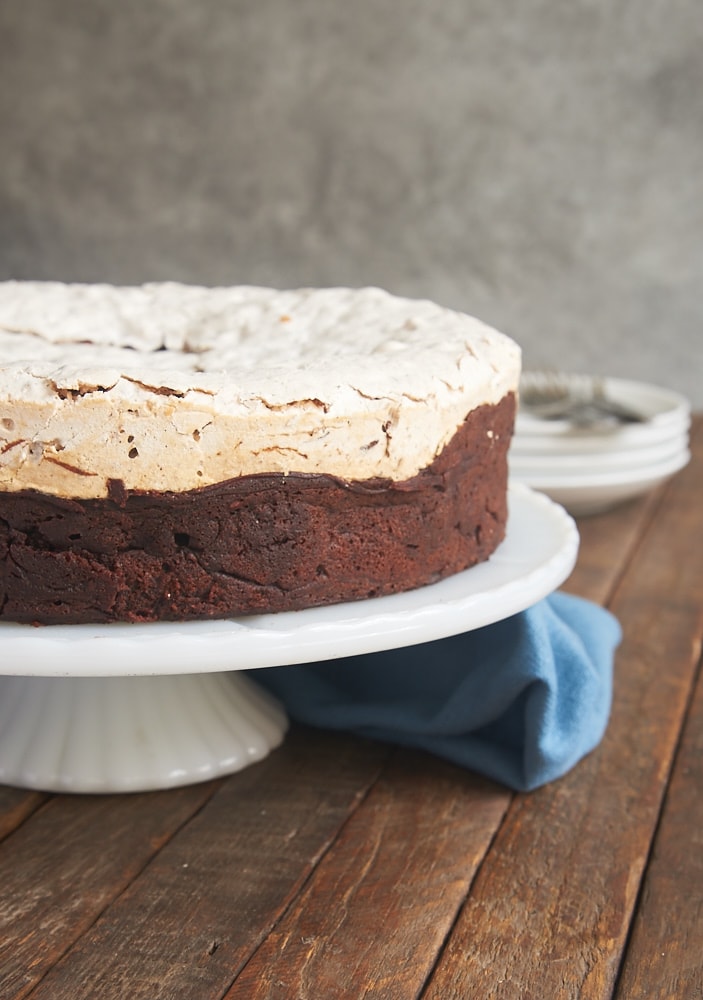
(252, 591, 620, 791)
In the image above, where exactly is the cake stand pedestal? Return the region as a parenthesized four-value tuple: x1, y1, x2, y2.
(0, 484, 579, 794)
(0, 672, 287, 793)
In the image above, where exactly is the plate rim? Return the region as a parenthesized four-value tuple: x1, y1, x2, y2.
(510, 435, 687, 472)
(517, 374, 690, 436)
(512, 447, 690, 490)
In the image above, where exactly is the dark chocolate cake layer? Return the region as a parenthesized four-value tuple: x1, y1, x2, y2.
(0, 397, 514, 625)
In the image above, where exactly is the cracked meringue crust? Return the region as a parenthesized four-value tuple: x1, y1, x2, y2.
(0, 282, 520, 498)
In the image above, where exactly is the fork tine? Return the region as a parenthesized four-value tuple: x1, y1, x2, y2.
(519, 371, 647, 426)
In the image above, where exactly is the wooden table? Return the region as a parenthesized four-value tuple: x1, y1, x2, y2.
(1, 415, 701, 1000)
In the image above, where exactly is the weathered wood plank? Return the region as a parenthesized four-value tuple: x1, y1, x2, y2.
(564, 487, 661, 605)
(0, 780, 221, 1000)
(226, 751, 510, 1000)
(0, 787, 48, 842)
(420, 416, 703, 1000)
(614, 649, 703, 999)
(20, 729, 390, 1000)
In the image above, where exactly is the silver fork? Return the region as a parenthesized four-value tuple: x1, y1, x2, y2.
(519, 372, 648, 427)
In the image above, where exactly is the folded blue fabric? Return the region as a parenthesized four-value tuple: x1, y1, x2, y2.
(252, 591, 621, 791)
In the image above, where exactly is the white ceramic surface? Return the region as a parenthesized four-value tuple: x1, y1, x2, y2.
(0, 484, 578, 677)
(0, 672, 288, 793)
(0, 484, 578, 793)
(511, 374, 691, 515)
(510, 434, 687, 473)
(512, 413, 690, 453)
(513, 449, 690, 516)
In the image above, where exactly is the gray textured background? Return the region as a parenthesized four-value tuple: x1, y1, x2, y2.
(1, 0, 701, 404)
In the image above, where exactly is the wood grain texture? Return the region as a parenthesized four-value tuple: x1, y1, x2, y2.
(614, 638, 703, 997)
(563, 488, 662, 605)
(0, 781, 221, 1000)
(227, 752, 510, 1000)
(19, 729, 389, 1000)
(421, 417, 703, 1000)
(0, 787, 47, 842)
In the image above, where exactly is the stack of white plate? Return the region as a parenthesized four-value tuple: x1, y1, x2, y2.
(510, 373, 691, 516)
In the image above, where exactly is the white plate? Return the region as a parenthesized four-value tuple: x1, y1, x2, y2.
(512, 450, 690, 516)
(0, 483, 578, 678)
(511, 447, 690, 490)
(510, 434, 688, 473)
(517, 375, 690, 439)
(512, 415, 690, 455)
(0, 483, 579, 793)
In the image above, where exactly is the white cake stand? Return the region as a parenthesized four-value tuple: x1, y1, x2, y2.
(0, 484, 578, 793)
